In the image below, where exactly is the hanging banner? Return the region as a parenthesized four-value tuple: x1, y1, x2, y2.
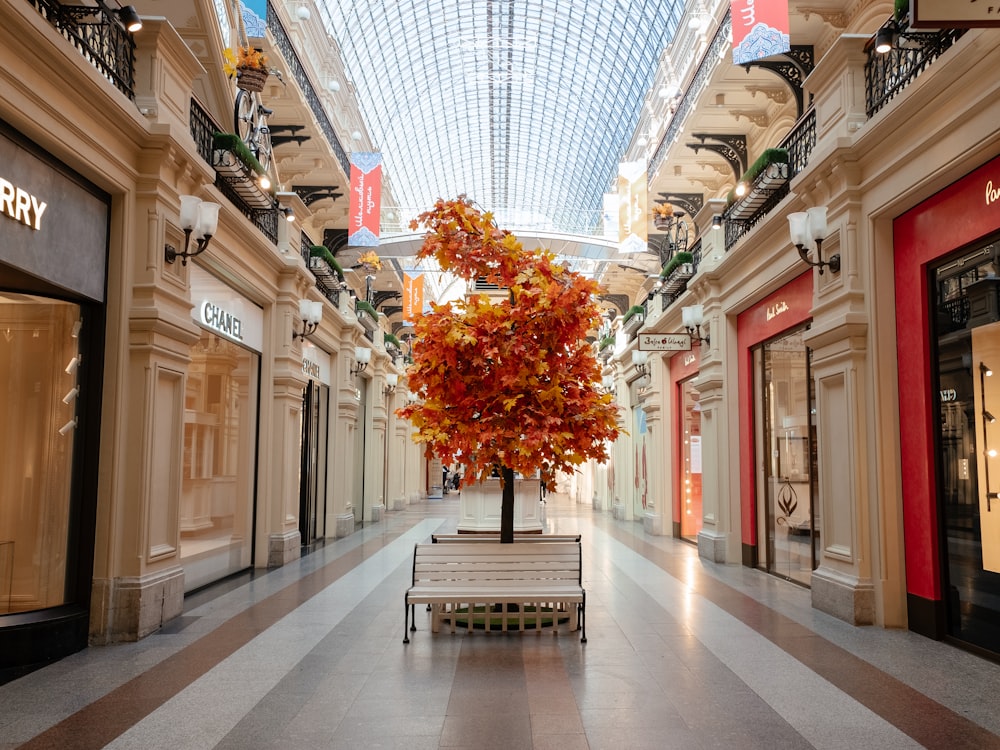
(403, 273, 425, 321)
(349, 152, 382, 247)
(731, 0, 790, 65)
(617, 160, 647, 254)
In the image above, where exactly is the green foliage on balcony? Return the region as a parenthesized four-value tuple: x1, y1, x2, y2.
(212, 132, 267, 177)
(895, 0, 908, 20)
(309, 245, 344, 279)
(355, 299, 378, 321)
(384, 332, 401, 348)
(727, 148, 789, 204)
(598, 335, 615, 351)
(660, 251, 694, 278)
(622, 305, 645, 324)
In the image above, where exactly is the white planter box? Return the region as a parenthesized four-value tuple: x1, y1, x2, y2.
(458, 478, 543, 533)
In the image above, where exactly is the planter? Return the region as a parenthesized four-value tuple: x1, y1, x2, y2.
(212, 149, 273, 208)
(727, 162, 790, 220)
(457, 478, 543, 533)
(236, 66, 268, 92)
(661, 263, 694, 295)
(654, 216, 671, 230)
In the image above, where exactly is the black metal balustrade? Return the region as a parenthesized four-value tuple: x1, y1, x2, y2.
(29, 0, 136, 99)
(659, 237, 701, 312)
(189, 98, 278, 244)
(723, 108, 816, 252)
(865, 25, 966, 118)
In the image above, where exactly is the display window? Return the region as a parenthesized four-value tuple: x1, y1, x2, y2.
(0, 294, 83, 613)
(931, 237, 1000, 653)
(179, 329, 259, 591)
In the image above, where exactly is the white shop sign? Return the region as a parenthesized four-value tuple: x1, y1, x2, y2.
(301, 341, 331, 385)
(188, 264, 263, 351)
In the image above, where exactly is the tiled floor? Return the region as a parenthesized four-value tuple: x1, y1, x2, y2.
(4, 493, 1000, 749)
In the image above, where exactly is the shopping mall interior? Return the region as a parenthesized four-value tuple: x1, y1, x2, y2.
(2, 0, 1000, 746)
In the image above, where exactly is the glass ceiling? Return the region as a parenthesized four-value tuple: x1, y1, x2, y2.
(316, 1, 685, 235)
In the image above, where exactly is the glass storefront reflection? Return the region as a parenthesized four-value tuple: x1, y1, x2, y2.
(0, 294, 81, 613)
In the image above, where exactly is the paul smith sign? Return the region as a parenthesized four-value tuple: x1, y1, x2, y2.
(638, 333, 692, 352)
(988, 180, 1000, 207)
(0, 177, 47, 230)
(766, 300, 790, 321)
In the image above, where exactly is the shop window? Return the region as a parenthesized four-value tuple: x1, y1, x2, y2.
(0, 295, 82, 613)
(680, 377, 702, 541)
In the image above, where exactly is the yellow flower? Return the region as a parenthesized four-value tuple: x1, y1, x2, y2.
(652, 203, 673, 218)
(225, 45, 268, 74)
(358, 251, 382, 271)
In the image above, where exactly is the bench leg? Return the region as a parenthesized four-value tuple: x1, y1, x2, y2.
(580, 594, 587, 643)
(404, 597, 411, 644)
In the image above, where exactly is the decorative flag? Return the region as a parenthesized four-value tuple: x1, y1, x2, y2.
(403, 273, 425, 321)
(731, 0, 790, 66)
(617, 160, 647, 254)
(349, 152, 382, 247)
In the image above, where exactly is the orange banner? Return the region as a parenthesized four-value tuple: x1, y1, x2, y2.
(403, 273, 424, 321)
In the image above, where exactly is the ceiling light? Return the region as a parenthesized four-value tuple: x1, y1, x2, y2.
(118, 5, 142, 33)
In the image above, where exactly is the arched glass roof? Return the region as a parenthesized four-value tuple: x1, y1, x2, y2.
(316, 0, 685, 234)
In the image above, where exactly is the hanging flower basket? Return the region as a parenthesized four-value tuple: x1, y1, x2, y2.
(236, 66, 268, 93)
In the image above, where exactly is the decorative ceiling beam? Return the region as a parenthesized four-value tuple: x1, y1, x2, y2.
(373, 291, 401, 311)
(743, 46, 815, 118)
(686, 134, 748, 181)
(294, 185, 343, 206)
(657, 192, 704, 218)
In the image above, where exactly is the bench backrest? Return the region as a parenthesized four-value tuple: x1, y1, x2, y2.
(431, 534, 581, 543)
(411, 541, 582, 586)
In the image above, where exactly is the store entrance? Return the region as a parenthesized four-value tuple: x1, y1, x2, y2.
(299, 381, 329, 546)
(753, 326, 819, 586)
(933, 239, 1000, 654)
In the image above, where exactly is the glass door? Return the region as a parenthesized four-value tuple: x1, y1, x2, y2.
(679, 377, 702, 541)
(754, 327, 818, 586)
(298, 381, 328, 547)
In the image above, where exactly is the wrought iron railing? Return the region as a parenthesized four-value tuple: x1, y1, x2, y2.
(658, 237, 701, 312)
(29, 0, 136, 99)
(267, 0, 350, 175)
(723, 109, 816, 251)
(189, 98, 278, 244)
(865, 25, 966, 118)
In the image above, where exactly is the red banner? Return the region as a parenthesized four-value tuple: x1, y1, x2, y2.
(731, 0, 790, 65)
(348, 152, 382, 247)
(403, 273, 424, 321)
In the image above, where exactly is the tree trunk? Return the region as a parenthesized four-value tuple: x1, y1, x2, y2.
(500, 466, 515, 543)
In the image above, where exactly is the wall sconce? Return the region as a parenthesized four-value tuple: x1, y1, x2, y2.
(384, 373, 399, 395)
(351, 346, 371, 376)
(601, 374, 617, 397)
(632, 349, 649, 378)
(682, 304, 710, 345)
(165, 195, 221, 265)
(788, 206, 841, 275)
(293, 299, 322, 341)
(282, 206, 295, 222)
(711, 214, 723, 229)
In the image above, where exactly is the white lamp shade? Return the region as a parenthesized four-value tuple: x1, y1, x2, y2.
(310, 300, 323, 323)
(355, 346, 371, 364)
(631, 350, 648, 366)
(196, 201, 221, 237)
(602, 375, 615, 390)
(788, 212, 808, 247)
(328, 80, 341, 92)
(806, 206, 828, 240)
(179, 195, 202, 231)
(682, 307, 693, 328)
(386, 373, 399, 388)
(299, 299, 312, 319)
(687, 304, 703, 327)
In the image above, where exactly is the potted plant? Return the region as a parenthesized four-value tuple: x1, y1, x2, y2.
(397, 196, 621, 542)
(651, 202, 674, 230)
(223, 46, 269, 93)
(355, 299, 378, 322)
(622, 304, 646, 335)
(357, 250, 382, 273)
(211, 132, 273, 208)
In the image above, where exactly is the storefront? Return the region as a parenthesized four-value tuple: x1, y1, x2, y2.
(299, 341, 331, 547)
(0, 120, 108, 669)
(181, 265, 261, 592)
(737, 272, 819, 586)
(670, 348, 702, 542)
(896, 152, 1000, 655)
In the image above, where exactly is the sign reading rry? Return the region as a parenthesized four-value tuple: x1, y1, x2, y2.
(0, 176, 47, 230)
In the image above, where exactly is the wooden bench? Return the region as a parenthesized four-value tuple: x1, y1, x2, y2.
(403, 541, 586, 643)
(431, 533, 581, 543)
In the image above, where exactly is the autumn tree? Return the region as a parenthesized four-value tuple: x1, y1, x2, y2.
(396, 197, 621, 542)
